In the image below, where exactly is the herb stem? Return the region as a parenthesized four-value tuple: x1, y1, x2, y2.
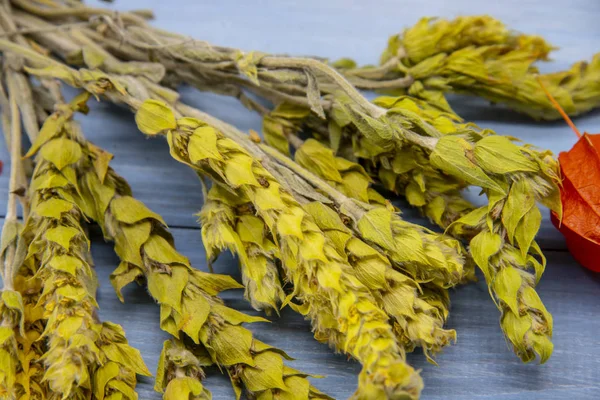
(260, 56, 386, 118)
(2, 68, 22, 290)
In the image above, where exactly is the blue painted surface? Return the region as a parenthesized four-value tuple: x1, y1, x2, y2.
(1, 1, 599, 398)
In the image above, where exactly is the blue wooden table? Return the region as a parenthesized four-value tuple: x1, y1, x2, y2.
(1, 1, 600, 398)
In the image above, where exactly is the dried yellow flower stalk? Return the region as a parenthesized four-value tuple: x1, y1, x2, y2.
(337, 15, 600, 119)
(22, 92, 150, 398)
(302, 200, 456, 360)
(76, 134, 329, 400)
(382, 16, 550, 64)
(259, 93, 557, 364)
(0, 36, 48, 398)
(202, 183, 455, 361)
(134, 100, 424, 399)
(199, 186, 285, 314)
(362, 97, 558, 363)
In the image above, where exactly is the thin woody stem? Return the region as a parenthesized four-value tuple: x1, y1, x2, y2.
(0, 36, 60, 67)
(2, 70, 22, 290)
(286, 132, 304, 149)
(403, 129, 437, 151)
(0, 19, 90, 37)
(343, 56, 400, 77)
(260, 56, 386, 118)
(346, 73, 414, 90)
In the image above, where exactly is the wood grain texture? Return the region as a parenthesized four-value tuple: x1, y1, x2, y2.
(0, 0, 599, 398)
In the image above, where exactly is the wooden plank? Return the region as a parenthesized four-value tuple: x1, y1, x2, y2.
(1, 1, 599, 398)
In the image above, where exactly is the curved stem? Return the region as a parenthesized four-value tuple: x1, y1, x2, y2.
(2, 71, 22, 290)
(403, 129, 437, 151)
(348, 74, 414, 90)
(261, 56, 386, 118)
(343, 56, 399, 78)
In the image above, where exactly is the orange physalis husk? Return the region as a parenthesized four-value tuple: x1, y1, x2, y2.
(539, 77, 600, 271)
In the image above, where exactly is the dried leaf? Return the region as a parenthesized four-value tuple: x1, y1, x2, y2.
(493, 267, 522, 315)
(144, 235, 190, 267)
(35, 198, 74, 219)
(189, 126, 223, 162)
(305, 69, 325, 118)
(357, 208, 397, 251)
(45, 226, 81, 250)
(470, 231, 502, 283)
(430, 136, 504, 193)
(474, 136, 538, 174)
(147, 266, 189, 311)
(111, 196, 167, 226)
(135, 99, 177, 135)
(164, 377, 205, 400)
(40, 138, 82, 170)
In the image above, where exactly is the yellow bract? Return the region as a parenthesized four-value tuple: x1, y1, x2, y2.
(135, 99, 177, 135)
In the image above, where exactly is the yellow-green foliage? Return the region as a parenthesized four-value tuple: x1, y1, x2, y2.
(342, 15, 600, 119)
(135, 99, 424, 399)
(76, 123, 329, 400)
(200, 187, 285, 314)
(22, 94, 150, 398)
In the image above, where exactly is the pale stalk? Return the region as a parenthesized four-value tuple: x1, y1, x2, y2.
(0, 58, 26, 400)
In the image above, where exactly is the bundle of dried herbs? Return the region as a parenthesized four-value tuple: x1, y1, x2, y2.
(0, 36, 329, 400)
(14, 1, 559, 365)
(0, 30, 475, 396)
(0, 1, 580, 399)
(337, 15, 600, 120)
(78, 131, 330, 400)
